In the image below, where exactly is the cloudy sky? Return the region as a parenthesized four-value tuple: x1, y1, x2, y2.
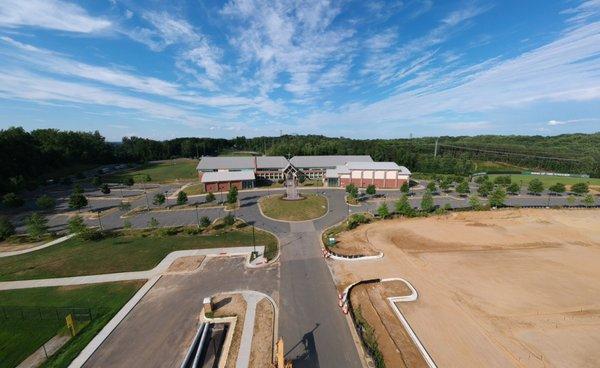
(0, 0, 599, 140)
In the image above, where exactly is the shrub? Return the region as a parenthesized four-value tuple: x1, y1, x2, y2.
(400, 182, 409, 194)
(493, 175, 512, 186)
(223, 214, 235, 226)
(123, 177, 135, 187)
(365, 185, 376, 196)
(119, 201, 132, 212)
(100, 184, 110, 194)
(582, 193, 596, 207)
(395, 194, 415, 217)
(377, 203, 390, 219)
(73, 184, 84, 194)
(477, 180, 494, 197)
(123, 220, 132, 229)
(2, 192, 24, 208)
(468, 195, 482, 210)
(26, 212, 48, 240)
(177, 191, 188, 205)
(0, 216, 15, 241)
(185, 227, 202, 235)
(153, 193, 166, 206)
(420, 191, 434, 212)
(92, 176, 102, 187)
(346, 184, 358, 199)
(456, 181, 470, 196)
(571, 182, 589, 195)
(68, 215, 87, 234)
(527, 178, 544, 195)
(506, 182, 520, 195)
(68, 192, 88, 211)
(474, 175, 489, 184)
(158, 227, 179, 237)
(36, 195, 56, 210)
(548, 182, 566, 195)
(200, 216, 211, 227)
(227, 186, 238, 204)
(426, 181, 437, 193)
(79, 228, 105, 241)
(489, 187, 507, 207)
(347, 213, 369, 229)
(205, 192, 215, 203)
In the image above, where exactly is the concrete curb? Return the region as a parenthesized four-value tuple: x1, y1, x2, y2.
(257, 193, 330, 223)
(0, 234, 76, 258)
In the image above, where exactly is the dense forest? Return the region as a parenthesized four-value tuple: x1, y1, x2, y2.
(1, 126, 599, 194)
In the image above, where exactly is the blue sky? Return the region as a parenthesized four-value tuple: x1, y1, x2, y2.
(0, 0, 599, 140)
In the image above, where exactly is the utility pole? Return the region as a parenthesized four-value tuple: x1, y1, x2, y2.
(97, 210, 103, 230)
(434, 137, 439, 158)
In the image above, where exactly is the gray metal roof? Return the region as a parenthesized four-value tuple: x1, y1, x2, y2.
(200, 170, 255, 183)
(346, 161, 401, 171)
(197, 156, 287, 170)
(289, 155, 373, 168)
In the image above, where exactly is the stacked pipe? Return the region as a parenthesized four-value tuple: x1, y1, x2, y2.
(180, 323, 211, 368)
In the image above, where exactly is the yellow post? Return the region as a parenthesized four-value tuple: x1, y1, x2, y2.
(65, 313, 77, 337)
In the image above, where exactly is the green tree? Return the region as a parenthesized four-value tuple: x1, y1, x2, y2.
(205, 192, 215, 202)
(395, 194, 414, 217)
(528, 179, 544, 195)
(227, 186, 238, 204)
(507, 182, 520, 195)
(148, 217, 159, 229)
(2, 192, 24, 208)
(73, 184, 84, 194)
(494, 175, 511, 186)
(100, 183, 110, 194)
(366, 184, 376, 196)
(477, 180, 493, 197)
(400, 182, 409, 195)
(68, 192, 88, 211)
(153, 193, 166, 206)
(474, 175, 489, 184)
(26, 212, 48, 240)
(469, 195, 482, 210)
(177, 191, 189, 205)
(426, 181, 437, 193)
(489, 187, 507, 207)
(439, 177, 453, 192)
(123, 219, 132, 229)
(36, 195, 56, 211)
(123, 177, 135, 187)
(566, 194, 576, 206)
(200, 216, 211, 227)
(420, 191, 435, 212)
(0, 216, 15, 241)
(92, 176, 102, 187)
(571, 182, 589, 195)
(455, 181, 470, 196)
(223, 213, 235, 226)
(582, 194, 596, 207)
(67, 215, 87, 234)
(548, 182, 566, 195)
(377, 203, 390, 218)
(143, 174, 152, 182)
(346, 183, 358, 198)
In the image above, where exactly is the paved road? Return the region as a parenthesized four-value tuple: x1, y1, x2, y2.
(84, 257, 277, 368)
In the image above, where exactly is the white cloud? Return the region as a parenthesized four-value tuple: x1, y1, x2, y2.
(0, 0, 110, 33)
(547, 118, 599, 126)
(125, 11, 199, 51)
(561, 0, 600, 24)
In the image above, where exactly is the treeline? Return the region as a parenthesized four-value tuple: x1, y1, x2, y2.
(1, 126, 599, 194)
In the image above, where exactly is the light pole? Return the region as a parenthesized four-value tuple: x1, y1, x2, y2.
(252, 224, 256, 255)
(97, 210, 103, 230)
(195, 204, 200, 228)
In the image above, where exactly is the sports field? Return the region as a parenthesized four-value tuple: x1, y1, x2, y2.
(105, 158, 198, 183)
(333, 209, 600, 367)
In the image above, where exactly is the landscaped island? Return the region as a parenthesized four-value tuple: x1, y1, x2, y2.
(259, 193, 328, 221)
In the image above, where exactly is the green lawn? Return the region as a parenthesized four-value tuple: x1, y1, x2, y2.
(259, 194, 328, 221)
(0, 227, 278, 281)
(0, 281, 143, 368)
(473, 160, 525, 172)
(105, 158, 198, 183)
(182, 183, 205, 195)
(488, 174, 600, 188)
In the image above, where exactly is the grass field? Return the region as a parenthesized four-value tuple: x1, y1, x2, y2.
(488, 174, 600, 188)
(259, 194, 328, 221)
(104, 159, 198, 183)
(0, 281, 143, 368)
(0, 227, 278, 281)
(182, 183, 205, 195)
(473, 160, 525, 172)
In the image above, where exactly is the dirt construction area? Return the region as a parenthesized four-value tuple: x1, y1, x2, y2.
(331, 209, 600, 368)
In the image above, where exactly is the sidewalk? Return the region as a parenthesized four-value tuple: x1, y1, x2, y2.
(0, 234, 75, 258)
(0, 246, 264, 291)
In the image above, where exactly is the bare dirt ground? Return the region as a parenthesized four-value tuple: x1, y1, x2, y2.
(331, 209, 600, 368)
(212, 293, 246, 368)
(331, 224, 381, 256)
(349, 281, 427, 368)
(249, 297, 274, 368)
(166, 256, 205, 273)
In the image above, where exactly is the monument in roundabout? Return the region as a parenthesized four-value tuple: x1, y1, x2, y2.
(282, 165, 303, 201)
